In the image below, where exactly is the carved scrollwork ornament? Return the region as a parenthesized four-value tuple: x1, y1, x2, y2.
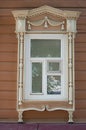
(27, 16, 65, 31)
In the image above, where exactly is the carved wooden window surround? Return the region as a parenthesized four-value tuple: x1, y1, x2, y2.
(12, 5, 80, 123)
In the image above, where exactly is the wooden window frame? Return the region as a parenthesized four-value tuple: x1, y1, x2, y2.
(24, 34, 68, 101)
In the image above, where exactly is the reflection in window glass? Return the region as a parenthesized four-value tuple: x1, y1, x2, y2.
(47, 76, 61, 95)
(32, 63, 42, 93)
(31, 39, 61, 57)
(48, 62, 60, 72)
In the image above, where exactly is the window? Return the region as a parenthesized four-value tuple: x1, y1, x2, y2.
(24, 34, 68, 101)
(12, 5, 80, 122)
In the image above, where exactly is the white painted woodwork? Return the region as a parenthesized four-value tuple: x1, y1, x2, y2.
(12, 5, 80, 122)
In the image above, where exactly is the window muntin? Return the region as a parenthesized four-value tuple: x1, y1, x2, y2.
(24, 34, 68, 101)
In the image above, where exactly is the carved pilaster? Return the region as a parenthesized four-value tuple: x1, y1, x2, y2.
(68, 32, 73, 104)
(17, 32, 24, 105)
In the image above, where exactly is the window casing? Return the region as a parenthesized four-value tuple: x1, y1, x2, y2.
(24, 34, 68, 101)
(12, 5, 80, 122)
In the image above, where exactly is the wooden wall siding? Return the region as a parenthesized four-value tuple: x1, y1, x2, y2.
(0, 0, 86, 122)
(0, 0, 86, 8)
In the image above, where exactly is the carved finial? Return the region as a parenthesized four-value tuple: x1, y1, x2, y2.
(44, 16, 48, 28)
(28, 21, 31, 30)
(61, 21, 65, 30)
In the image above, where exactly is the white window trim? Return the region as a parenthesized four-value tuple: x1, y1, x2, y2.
(24, 34, 68, 101)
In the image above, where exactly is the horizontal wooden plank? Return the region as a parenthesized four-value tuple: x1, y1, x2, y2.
(0, 62, 17, 71)
(79, 9, 86, 17)
(0, 16, 15, 25)
(0, 52, 17, 62)
(75, 33, 86, 43)
(0, 100, 16, 109)
(0, 0, 86, 8)
(0, 72, 16, 81)
(77, 25, 86, 33)
(0, 110, 17, 119)
(0, 91, 16, 100)
(0, 34, 17, 43)
(0, 9, 13, 16)
(75, 100, 86, 109)
(75, 43, 86, 52)
(78, 16, 86, 25)
(75, 52, 86, 62)
(74, 110, 86, 121)
(77, 16, 86, 26)
(75, 81, 86, 90)
(0, 25, 15, 34)
(76, 91, 86, 100)
(0, 43, 17, 52)
(0, 81, 16, 91)
(75, 71, 86, 81)
(75, 62, 86, 71)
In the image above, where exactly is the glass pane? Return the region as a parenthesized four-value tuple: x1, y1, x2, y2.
(48, 62, 60, 72)
(32, 63, 42, 93)
(31, 39, 61, 57)
(47, 76, 61, 95)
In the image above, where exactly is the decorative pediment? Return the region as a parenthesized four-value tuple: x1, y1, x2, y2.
(12, 5, 80, 19)
(12, 5, 80, 33)
(27, 5, 80, 19)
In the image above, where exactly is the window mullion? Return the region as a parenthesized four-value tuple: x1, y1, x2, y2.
(42, 59, 47, 96)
